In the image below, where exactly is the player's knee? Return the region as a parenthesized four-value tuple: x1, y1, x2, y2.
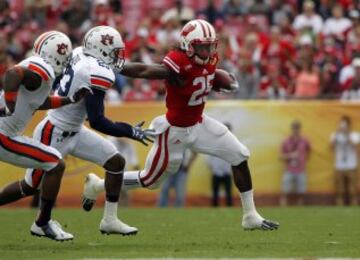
(104, 154, 125, 173)
(232, 144, 250, 166)
(52, 159, 65, 174)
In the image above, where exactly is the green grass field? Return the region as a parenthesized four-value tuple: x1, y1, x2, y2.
(0, 207, 359, 259)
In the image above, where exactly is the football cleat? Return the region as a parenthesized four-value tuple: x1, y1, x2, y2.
(82, 173, 102, 211)
(100, 218, 138, 236)
(242, 213, 279, 231)
(30, 220, 74, 241)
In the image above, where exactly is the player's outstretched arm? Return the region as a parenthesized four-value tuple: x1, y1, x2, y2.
(121, 63, 171, 80)
(38, 86, 92, 110)
(85, 88, 155, 145)
(1, 66, 41, 116)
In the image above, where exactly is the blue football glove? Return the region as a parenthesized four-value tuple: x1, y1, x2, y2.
(132, 121, 156, 146)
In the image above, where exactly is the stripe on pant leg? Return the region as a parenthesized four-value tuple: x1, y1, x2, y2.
(31, 169, 44, 188)
(32, 120, 55, 188)
(140, 133, 163, 183)
(143, 128, 170, 187)
(41, 120, 55, 145)
(0, 134, 59, 163)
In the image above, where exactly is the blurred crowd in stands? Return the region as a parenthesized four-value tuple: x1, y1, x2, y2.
(2, 0, 360, 101)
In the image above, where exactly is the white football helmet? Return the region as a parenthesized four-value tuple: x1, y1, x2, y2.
(83, 26, 125, 70)
(33, 31, 72, 76)
(179, 19, 217, 65)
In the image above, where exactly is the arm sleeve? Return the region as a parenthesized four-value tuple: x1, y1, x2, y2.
(85, 88, 133, 137)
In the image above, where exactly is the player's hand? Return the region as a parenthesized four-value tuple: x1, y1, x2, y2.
(0, 106, 13, 117)
(70, 86, 93, 103)
(221, 73, 239, 93)
(131, 121, 156, 146)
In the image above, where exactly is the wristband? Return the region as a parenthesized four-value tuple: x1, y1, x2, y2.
(50, 96, 63, 108)
(4, 91, 18, 102)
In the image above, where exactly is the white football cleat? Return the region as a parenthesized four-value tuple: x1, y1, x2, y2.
(30, 220, 74, 241)
(100, 218, 138, 236)
(242, 212, 279, 231)
(82, 173, 102, 211)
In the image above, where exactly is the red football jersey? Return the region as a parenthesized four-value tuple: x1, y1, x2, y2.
(162, 50, 218, 127)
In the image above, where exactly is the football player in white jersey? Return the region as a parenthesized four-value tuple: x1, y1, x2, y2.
(0, 26, 154, 235)
(0, 31, 89, 241)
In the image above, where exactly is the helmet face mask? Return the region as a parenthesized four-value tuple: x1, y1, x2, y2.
(109, 47, 125, 70)
(83, 26, 125, 71)
(190, 41, 217, 63)
(180, 19, 217, 65)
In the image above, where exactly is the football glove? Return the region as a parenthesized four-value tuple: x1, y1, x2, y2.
(132, 121, 156, 146)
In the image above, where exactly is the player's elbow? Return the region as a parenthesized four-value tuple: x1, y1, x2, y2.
(88, 117, 103, 131)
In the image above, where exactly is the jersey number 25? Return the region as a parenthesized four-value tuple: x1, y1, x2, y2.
(188, 74, 215, 106)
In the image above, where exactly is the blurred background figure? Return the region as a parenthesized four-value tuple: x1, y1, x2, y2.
(292, 36, 321, 99)
(157, 150, 197, 207)
(339, 57, 360, 100)
(330, 116, 359, 206)
(293, 0, 323, 35)
(206, 123, 233, 207)
(280, 120, 311, 206)
(107, 137, 140, 206)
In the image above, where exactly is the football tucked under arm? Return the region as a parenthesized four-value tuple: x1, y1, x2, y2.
(212, 69, 239, 93)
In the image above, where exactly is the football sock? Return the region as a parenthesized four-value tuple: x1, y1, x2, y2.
(94, 171, 142, 193)
(36, 198, 55, 227)
(103, 200, 118, 221)
(239, 189, 258, 216)
(96, 171, 142, 193)
(123, 171, 142, 190)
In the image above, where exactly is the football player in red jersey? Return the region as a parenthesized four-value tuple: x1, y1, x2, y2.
(83, 20, 279, 230)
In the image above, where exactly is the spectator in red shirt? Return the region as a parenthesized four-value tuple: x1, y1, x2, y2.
(316, 46, 343, 96)
(278, 14, 297, 43)
(261, 25, 295, 78)
(259, 65, 288, 99)
(280, 120, 311, 206)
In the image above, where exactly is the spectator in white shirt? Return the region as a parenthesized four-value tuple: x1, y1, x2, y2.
(330, 116, 359, 206)
(293, 0, 323, 35)
(323, 4, 352, 41)
(339, 57, 360, 100)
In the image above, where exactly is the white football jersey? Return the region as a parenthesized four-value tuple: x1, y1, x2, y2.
(48, 47, 115, 131)
(0, 56, 55, 137)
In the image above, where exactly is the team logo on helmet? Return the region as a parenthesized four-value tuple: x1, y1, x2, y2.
(181, 23, 197, 37)
(57, 43, 68, 55)
(101, 34, 114, 46)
